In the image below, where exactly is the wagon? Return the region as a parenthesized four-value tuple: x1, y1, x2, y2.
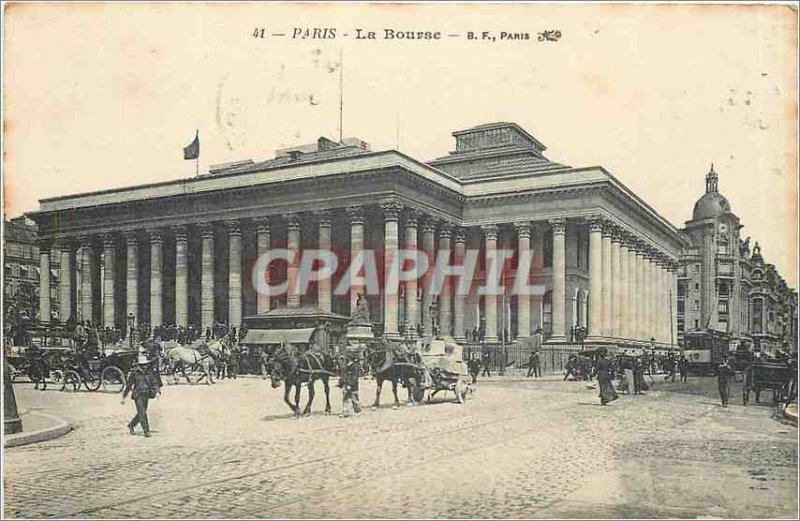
(742, 361, 794, 406)
(418, 337, 472, 404)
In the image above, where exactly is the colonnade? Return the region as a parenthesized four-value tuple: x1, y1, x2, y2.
(38, 209, 678, 345)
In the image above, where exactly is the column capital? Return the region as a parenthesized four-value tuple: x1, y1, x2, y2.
(454, 226, 467, 244)
(481, 224, 499, 241)
(438, 222, 453, 240)
(601, 221, 615, 239)
(199, 222, 216, 239)
(420, 215, 436, 234)
(55, 236, 76, 251)
(588, 216, 605, 233)
(283, 213, 301, 232)
(77, 234, 93, 248)
(123, 230, 139, 245)
(381, 201, 402, 221)
(549, 218, 567, 236)
(345, 205, 364, 225)
(172, 224, 188, 241)
(147, 228, 164, 243)
(514, 221, 532, 239)
(314, 209, 332, 228)
(101, 233, 117, 249)
(225, 219, 242, 236)
(37, 238, 53, 253)
(252, 216, 270, 234)
(611, 226, 624, 244)
(404, 208, 420, 227)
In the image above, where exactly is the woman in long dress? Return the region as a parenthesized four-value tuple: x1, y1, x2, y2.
(596, 349, 619, 405)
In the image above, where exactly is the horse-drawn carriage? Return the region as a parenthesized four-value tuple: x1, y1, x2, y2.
(418, 337, 472, 404)
(742, 360, 795, 406)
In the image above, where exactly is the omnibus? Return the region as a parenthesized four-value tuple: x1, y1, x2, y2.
(682, 329, 731, 374)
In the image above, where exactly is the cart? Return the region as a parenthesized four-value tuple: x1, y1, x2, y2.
(418, 337, 472, 404)
(742, 361, 794, 406)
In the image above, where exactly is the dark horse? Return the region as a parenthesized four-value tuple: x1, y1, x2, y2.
(364, 337, 423, 408)
(266, 342, 337, 418)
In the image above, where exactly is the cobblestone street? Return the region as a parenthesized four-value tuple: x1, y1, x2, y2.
(3, 373, 797, 519)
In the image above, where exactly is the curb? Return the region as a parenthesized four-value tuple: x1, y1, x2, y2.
(4, 412, 73, 448)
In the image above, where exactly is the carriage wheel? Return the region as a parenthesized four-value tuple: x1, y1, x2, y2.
(82, 369, 102, 392)
(61, 370, 81, 392)
(50, 369, 64, 386)
(101, 366, 126, 393)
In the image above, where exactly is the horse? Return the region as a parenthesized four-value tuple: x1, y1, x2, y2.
(199, 339, 230, 379)
(363, 337, 423, 408)
(266, 342, 337, 418)
(162, 341, 215, 384)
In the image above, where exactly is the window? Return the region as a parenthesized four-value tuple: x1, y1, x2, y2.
(542, 291, 553, 337)
(718, 283, 729, 297)
(752, 298, 763, 333)
(718, 300, 729, 315)
(677, 299, 685, 313)
(677, 283, 687, 298)
(694, 283, 700, 291)
(694, 264, 701, 274)
(543, 229, 553, 268)
(718, 263, 733, 275)
(576, 236, 585, 269)
(693, 300, 700, 311)
(717, 241, 729, 255)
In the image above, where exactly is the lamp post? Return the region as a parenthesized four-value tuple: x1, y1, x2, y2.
(4, 357, 23, 434)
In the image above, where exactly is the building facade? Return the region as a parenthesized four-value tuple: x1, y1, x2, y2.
(28, 122, 683, 348)
(3, 216, 60, 321)
(677, 166, 798, 355)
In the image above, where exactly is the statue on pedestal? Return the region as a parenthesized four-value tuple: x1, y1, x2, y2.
(352, 293, 371, 325)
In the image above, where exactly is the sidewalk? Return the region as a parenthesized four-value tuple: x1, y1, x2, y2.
(4, 410, 72, 448)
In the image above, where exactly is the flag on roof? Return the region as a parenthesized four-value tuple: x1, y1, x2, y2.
(183, 130, 199, 160)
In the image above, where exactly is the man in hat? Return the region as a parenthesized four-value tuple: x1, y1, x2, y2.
(716, 355, 736, 407)
(121, 355, 162, 437)
(339, 347, 362, 417)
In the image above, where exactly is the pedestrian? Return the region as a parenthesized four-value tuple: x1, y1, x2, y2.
(527, 351, 541, 378)
(339, 349, 362, 418)
(633, 357, 648, 394)
(664, 353, 677, 382)
(716, 355, 736, 407)
(678, 355, 689, 383)
(624, 359, 635, 396)
(481, 351, 492, 377)
(121, 355, 162, 437)
(563, 354, 579, 381)
(595, 348, 618, 405)
(468, 355, 480, 384)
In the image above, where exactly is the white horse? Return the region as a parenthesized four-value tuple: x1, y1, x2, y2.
(162, 341, 215, 385)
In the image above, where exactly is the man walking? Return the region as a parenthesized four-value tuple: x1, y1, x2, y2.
(527, 351, 541, 378)
(481, 350, 492, 378)
(716, 355, 736, 407)
(121, 355, 162, 437)
(678, 355, 689, 383)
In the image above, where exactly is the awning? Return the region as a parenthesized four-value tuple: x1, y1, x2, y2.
(241, 328, 316, 345)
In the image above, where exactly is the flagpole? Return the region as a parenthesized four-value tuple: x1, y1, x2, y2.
(196, 129, 199, 176)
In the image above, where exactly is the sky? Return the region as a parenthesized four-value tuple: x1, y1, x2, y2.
(3, 2, 798, 286)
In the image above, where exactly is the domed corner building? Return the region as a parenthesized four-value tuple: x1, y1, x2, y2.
(677, 165, 798, 356)
(28, 121, 687, 367)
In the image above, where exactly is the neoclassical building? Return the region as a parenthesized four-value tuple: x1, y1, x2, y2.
(29, 122, 683, 348)
(677, 166, 798, 354)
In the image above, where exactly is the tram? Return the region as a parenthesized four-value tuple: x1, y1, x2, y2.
(682, 329, 731, 374)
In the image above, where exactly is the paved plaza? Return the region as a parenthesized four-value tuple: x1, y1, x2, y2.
(3, 374, 797, 519)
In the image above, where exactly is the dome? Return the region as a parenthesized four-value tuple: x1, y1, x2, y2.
(692, 191, 731, 220)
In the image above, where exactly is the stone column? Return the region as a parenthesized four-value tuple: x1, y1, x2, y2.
(200, 223, 215, 331)
(285, 213, 301, 308)
(611, 229, 622, 338)
(618, 234, 630, 340)
(316, 210, 332, 312)
(420, 217, 436, 334)
(346, 206, 364, 315)
(125, 231, 139, 327)
(626, 239, 638, 341)
(38, 240, 52, 323)
(482, 224, 500, 343)
(254, 217, 270, 313)
(601, 222, 613, 337)
(644, 252, 654, 343)
(635, 245, 646, 341)
(403, 209, 420, 337)
(588, 218, 603, 339)
(57, 238, 73, 324)
(438, 223, 453, 336)
(515, 222, 532, 339)
(227, 220, 242, 328)
(669, 262, 678, 347)
(174, 225, 189, 327)
(78, 235, 93, 323)
(148, 228, 163, 329)
(381, 202, 402, 339)
(551, 218, 567, 341)
(102, 233, 116, 328)
(453, 227, 467, 343)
